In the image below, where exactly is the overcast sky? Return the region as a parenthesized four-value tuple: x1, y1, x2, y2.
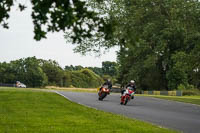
(0, 2, 118, 68)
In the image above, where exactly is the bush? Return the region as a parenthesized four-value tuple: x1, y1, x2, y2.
(182, 89, 200, 96)
(69, 85, 75, 88)
(178, 84, 200, 96)
(71, 69, 103, 88)
(177, 84, 186, 90)
(177, 84, 195, 90)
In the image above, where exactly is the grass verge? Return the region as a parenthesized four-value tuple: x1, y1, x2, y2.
(0, 88, 178, 133)
(0, 87, 97, 93)
(152, 95, 200, 105)
(45, 86, 97, 93)
(138, 94, 200, 105)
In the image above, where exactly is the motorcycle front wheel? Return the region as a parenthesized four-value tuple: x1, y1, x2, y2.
(124, 97, 129, 105)
(99, 92, 107, 101)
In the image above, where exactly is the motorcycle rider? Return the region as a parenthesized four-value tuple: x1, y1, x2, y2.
(121, 80, 136, 99)
(99, 79, 112, 92)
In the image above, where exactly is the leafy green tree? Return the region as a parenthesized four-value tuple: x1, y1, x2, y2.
(0, 62, 16, 84)
(166, 52, 189, 89)
(102, 61, 117, 76)
(65, 65, 74, 71)
(9, 57, 48, 87)
(92, 0, 200, 90)
(40, 59, 64, 86)
(0, 57, 108, 88)
(0, 0, 105, 44)
(65, 65, 84, 71)
(87, 67, 103, 76)
(2, 0, 200, 90)
(63, 71, 72, 87)
(71, 69, 102, 88)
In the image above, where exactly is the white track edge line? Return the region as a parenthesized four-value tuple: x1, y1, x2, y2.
(54, 91, 98, 110)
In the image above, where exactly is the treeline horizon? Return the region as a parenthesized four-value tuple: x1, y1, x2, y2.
(0, 57, 117, 88)
(0, 55, 199, 91)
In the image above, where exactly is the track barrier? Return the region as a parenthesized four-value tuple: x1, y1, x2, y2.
(0, 83, 16, 87)
(142, 90, 182, 96)
(111, 86, 183, 96)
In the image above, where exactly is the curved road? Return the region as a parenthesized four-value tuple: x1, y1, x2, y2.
(56, 91, 200, 133)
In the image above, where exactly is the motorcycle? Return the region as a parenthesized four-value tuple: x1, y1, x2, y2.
(120, 87, 135, 105)
(98, 85, 110, 101)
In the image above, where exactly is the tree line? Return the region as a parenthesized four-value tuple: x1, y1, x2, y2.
(0, 57, 117, 88)
(1, 0, 200, 90)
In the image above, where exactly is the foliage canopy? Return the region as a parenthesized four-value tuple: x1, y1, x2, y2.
(1, 0, 200, 90)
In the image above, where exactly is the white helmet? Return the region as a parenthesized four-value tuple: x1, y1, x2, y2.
(130, 80, 135, 84)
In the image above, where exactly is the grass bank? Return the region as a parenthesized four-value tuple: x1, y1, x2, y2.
(152, 95, 200, 105)
(0, 86, 97, 93)
(139, 94, 200, 105)
(0, 88, 178, 133)
(45, 86, 97, 93)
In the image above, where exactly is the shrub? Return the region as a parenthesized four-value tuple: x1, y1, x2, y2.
(177, 84, 186, 90)
(182, 89, 200, 96)
(177, 84, 195, 90)
(71, 69, 103, 88)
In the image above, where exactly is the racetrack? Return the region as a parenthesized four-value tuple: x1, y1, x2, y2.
(57, 91, 200, 133)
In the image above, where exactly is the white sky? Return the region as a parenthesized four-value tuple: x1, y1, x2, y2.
(0, 2, 118, 68)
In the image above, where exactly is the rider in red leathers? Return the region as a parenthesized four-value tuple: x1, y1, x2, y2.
(121, 80, 136, 99)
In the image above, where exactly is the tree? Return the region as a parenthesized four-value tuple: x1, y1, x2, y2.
(2, 0, 200, 90)
(0, 62, 16, 84)
(40, 59, 64, 86)
(87, 67, 103, 76)
(102, 61, 117, 76)
(92, 0, 200, 90)
(0, 57, 107, 88)
(62, 71, 72, 87)
(0, 0, 105, 44)
(71, 69, 102, 88)
(65, 65, 74, 71)
(9, 57, 48, 87)
(65, 65, 84, 71)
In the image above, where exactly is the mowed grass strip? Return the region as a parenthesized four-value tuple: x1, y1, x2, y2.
(152, 95, 200, 105)
(0, 89, 178, 133)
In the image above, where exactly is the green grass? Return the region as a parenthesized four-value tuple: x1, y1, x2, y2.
(142, 95, 200, 105)
(0, 87, 97, 93)
(0, 88, 178, 133)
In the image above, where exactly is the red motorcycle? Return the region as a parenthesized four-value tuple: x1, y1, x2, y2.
(120, 87, 135, 105)
(98, 85, 110, 101)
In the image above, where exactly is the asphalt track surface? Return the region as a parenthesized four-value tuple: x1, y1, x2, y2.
(57, 91, 200, 133)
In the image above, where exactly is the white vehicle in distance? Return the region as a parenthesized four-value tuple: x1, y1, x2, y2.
(16, 81, 26, 88)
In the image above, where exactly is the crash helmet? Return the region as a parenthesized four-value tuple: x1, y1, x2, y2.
(130, 80, 135, 84)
